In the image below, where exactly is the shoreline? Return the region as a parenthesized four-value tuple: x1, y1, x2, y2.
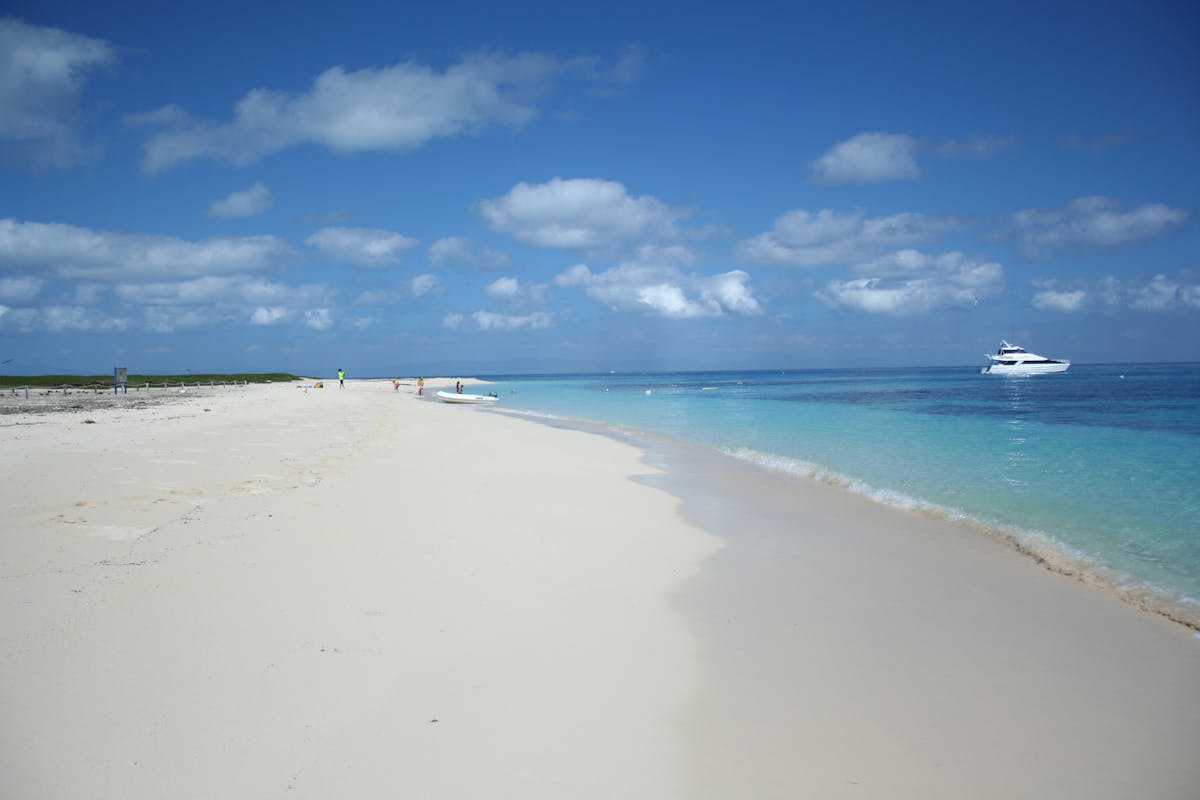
(552, 416, 1200, 796)
(717, 444, 1200, 632)
(495, 402, 1200, 633)
(2, 379, 1197, 797)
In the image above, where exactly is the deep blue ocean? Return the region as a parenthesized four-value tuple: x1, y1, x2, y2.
(480, 364, 1200, 627)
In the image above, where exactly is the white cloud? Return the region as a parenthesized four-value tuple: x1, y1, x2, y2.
(133, 52, 560, 172)
(304, 308, 333, 330)
(0, 275, 42, 302)
(817, 250, 1003, 314)
(1012, 196, 1188, 258)
(479, 177, 682, 250)
(0, 304, 130, 333)
(485, 276, 522, 298)
(249, 306, 288, 325)
(207, 182, 274, 218)
(817, 278, 975, 314)
(1128, 275, 1183, 311)
(441, 313, 464, 330)
(553, 263, 592, 288)
(0, 218, 293, 280)
(44, 305, 125, 332)
(810, 133, 919, 184)
(306, 226, 418, 267)
(1030, 273, 1200, 312)
(354, 288, 405, 305)
(1032, 289, 1087, 312)
(705, 270, 762, 315)
(553, 262, 761, 319)
(429, 236, 511, 269)
(0, 18, 114, 168)
(472, 310, 552, 330)
(114, 275, 332, 307)
(807, 131, 1012, 185)
(482, 275, 551, 309)
(410, 273, 441, 297)
(737, 209, 960, 267)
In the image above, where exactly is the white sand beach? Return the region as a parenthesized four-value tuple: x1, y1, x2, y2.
(1, 379, 1198, 799)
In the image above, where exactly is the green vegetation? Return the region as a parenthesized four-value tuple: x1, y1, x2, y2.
(0, 373, 304, 388)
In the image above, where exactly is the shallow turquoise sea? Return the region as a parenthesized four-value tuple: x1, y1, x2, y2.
(480, 364, 1200, 626)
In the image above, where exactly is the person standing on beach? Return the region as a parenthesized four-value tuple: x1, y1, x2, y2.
(338, 368, 345, 388)
(417, 377, 424, 395)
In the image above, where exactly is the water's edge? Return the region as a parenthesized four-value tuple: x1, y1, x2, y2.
(492, 405, 1200, 633)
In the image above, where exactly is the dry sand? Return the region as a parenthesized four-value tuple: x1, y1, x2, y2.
(1, 378, 1197, 799)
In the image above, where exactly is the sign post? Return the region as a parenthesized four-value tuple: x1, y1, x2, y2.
(114, 367, 128, 395)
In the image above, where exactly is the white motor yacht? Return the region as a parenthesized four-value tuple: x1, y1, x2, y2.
(981, 341, 1070, 375)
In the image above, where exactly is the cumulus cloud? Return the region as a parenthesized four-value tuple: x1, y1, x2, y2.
(1032, 273, 1200, 312)
(810, 133, 919, 184)
(0, 304, 129, 333)
(428, 236, 511, 269)
(737, 208, 960, 267)
(817, 249, 1003, 314)
(479, 177, 682, 250)
(441, 312, 464, 330)
(132, 52, 561, 172)
(481, 275, 551, 309)
(0, 218, 293, 280)
(114, 275, 332, 307)
(409, 273, 441, 297)
(207, 182, 274, 218)
(1031, 288, 1088, 312)
(249, 306, 288, 325)
(818, 278, 972, 314)
(808, 131, 1014, 185)
(305, 226, 418, 267)
(1012, 196, 1188, 258)
(485, 276, 522, 299)
(554, 262, 761, 319)
(472, 310, 552, 330)
(0, 18, 114, 168)
(304, 308, 333, 330)
(0, 268, 339, 334)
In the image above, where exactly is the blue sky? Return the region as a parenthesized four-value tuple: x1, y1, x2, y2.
(1, 0, 1197, 376)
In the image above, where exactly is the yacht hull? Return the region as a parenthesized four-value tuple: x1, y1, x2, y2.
(982, 361, 1069, 375)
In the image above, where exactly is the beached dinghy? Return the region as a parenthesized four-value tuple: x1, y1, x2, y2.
(436, 389, 498, 405)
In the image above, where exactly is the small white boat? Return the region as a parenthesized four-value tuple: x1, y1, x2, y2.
(981, 341, 1070, 375)
(436, 389, 499, 404)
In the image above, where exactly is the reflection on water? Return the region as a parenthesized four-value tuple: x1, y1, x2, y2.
(1002, 378, 1030, 487)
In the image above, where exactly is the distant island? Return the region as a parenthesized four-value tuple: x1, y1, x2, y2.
(0, 373, 305, 388)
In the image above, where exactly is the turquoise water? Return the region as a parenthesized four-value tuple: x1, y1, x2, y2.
(480, 365, 1200, 626)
